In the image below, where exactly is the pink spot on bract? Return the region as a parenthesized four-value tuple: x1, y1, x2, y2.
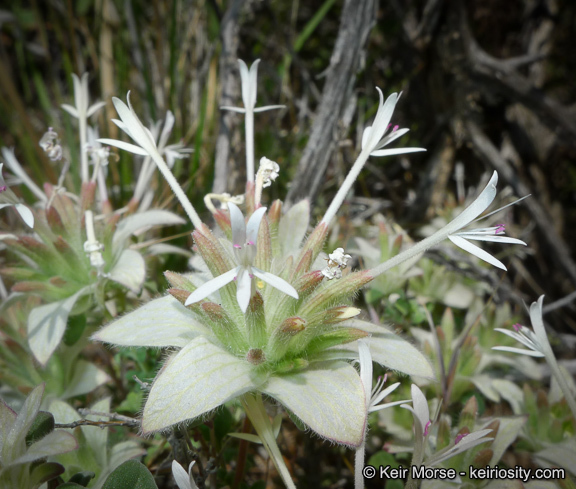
(424, 420, 431, 436)
(233, 244, 242, 249)
(513, 323, 522, 332)
(455, 433, 468, 445)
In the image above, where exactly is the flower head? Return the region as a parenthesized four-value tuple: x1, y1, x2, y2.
(39, 127, 63, 161)
(185, 203, 298, 312)
(257, 157, 280, 188)
(322, 247, 352, 280)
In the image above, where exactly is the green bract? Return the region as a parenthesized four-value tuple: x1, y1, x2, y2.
(94, 200, 434, 447)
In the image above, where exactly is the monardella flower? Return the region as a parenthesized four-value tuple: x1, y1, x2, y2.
(185, 203, 298, 312)
(257, 157, 280, 188)
(39, 127, 63, 161)
(0, 163, 34, 228)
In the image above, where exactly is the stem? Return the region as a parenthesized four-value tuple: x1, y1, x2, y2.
(133, 155, 153, 202)
(321, 147, 371, 226)
(543, 350, 576, 420)
(241, 393, 296, 489)
(370, 223, 457, 278)
(149, 151, 203, 228)
(354, 440, 366, 489)
(245, 109, 255, 182)
(79, 113, 89, 183)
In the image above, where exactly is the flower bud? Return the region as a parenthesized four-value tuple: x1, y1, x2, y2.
(164, 271, 195, 292)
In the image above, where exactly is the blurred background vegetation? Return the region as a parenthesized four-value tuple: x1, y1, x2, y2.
(1, 0, 576, 486)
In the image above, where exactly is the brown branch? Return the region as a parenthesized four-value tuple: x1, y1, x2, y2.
(285, 0, 378, 207)
(212, 0, 245, 194)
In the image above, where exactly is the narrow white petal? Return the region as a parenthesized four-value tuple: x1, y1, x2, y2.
(14, 204, 34, 228)
(245, 206, 267, 244)
(372, 127, 410, 150)
(248, 59, 260, 109)
(252, 268, 298, 299)
(492, 346, 545, 357)
(253, 105, 286, 113)
(361, 126, 371, 149)
(365, 90, 398, 151)
(61, 104, 79, 118)
(493, 328, 539, 350)
(238, 59, 251, 108)
(371, 382, 401, 406)
(443, 172, 498, 233)
(530, 296, 549, 351)
(112, 95, 156, 153)
(184, 268, 238, 306)
(262, 361, 366, 447)
(172, 460, 192, 489)
(220, 106, 247, 113)
(97, 138, 149, 156)
(86, 101, 107, 118)
(370, 147, 426, 157)
(236, 268, 252, 313)
(454, 234, 526, 245)
(159, 110, 175, 149)
(143, 336, 256, 433)
(369, 399, 409, 413)
(410, 384, 430, 433)
(357, 340, 373, 405)
(448, 235, 507, 270)
(228, 202, 246, 246)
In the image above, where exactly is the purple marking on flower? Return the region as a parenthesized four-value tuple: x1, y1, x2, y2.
(424, 420, 431, 436)
(0, 185, 6, 193)
(382, 373, 388, 383)
(233, 276, 237, 281)
(233, 244, 242, 249)
(495, 223, 506, 234)
(513, 323, 522, 332)
(247, 241, 254, 246)
(249, 273, 254, 279)
(392, 124, 399, 132)
(455, 433, 468, 445)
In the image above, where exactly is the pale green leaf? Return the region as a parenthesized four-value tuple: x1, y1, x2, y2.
(9, 431, 77, 466)
(487, 416, 526, 467)
(113, 210, 185, 248)
(61, 361, 111, 399)
(108, 249, 146, 293)
(28, 288, 89, 365)
(142, 336, 256, 433)
(262, 361, 366, 448)
(92, 295, 211, 348)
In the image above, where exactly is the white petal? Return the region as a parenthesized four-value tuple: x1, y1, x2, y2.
(253, 105, 286, 113)
(143, 336, 256, 433)
(530, 296, 549, 352)
(262, 361, 367, 447)
(371, 382, 401, 406)
(87, 101, 107, 118)
(444, 172, 498, 233)
(370, 147, 426, 157)
(158, 110, 175, 149)
(172, 460, 193, 489)
(238, 59, 251, 109)
(112, 94, 156, 154)
(220, 106, 247, 113)
(14, 204, 34, 228)
(454, 234, 526, 245)
(245, 206, 267, 244)
(365, 89, 398, 151)
(93, 295, 210, 347)
(236, 267, 252, 313)
(252, 268, 298, 299)
(493, 328, 539, 350)
(61, 104, 79, 118)
(248, 59, 260, 109)
(361, 126, 371, 149)
(369, 399, 409, 413)
(492, 346, 545, 357)
(357, 340, 373, 406)
(373, 127, 410, 149)
(97, 138, 149, 156)
(185, 268, 238, 306)
(410, 384, 430, 433)
(228, 202, 246, 246)
(448, 235, 506, 270)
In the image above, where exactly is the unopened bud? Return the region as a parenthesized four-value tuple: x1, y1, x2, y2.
(279, 317, 307, 336)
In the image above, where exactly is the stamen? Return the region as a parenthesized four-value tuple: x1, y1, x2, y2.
(392, 125, 399, 132)
(495, 223, 505, 234)
(0, 185, 6, 193)
(247, 241, 254, 246)
(513, 323, 522, 332)
(424, 420, 431, 436)
(234, 244, 242, 249)
(455, 433, 468, 445)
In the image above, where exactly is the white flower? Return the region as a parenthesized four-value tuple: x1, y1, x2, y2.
(185, 203, 298, 312)
(0, 163, 34, 228)
(39, 127, 63, 161)
(61, 73, 106, 120)
(172, 460, 199, 489)
(322, 247, 352, 280)
(361, 88, 426, 157)
(358, 340, 407, 413)
(257, 157, 280, 188)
